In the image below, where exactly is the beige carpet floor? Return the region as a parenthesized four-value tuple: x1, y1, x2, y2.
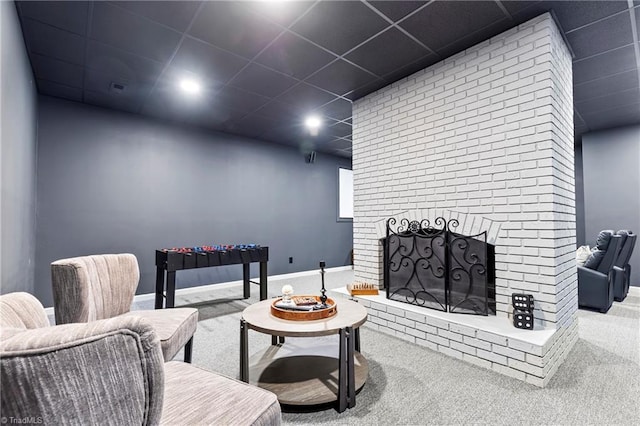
(136, 269, 640, 425)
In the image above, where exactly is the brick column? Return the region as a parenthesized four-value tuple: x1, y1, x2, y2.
(352, 13, 575, 331)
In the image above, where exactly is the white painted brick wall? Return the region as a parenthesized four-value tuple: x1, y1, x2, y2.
(353, 13, 575, 332)
(351, 13, 578, 386)
(332, 288, 571, 388)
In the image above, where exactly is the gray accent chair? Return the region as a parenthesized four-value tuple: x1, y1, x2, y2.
(578, 230, 622, 313)
(613, 231, 636, 302)
(51, 253, 197, 362)
(0, 292, 282, 425)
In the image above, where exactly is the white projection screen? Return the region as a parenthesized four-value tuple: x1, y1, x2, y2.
(338, 168, 353, 220)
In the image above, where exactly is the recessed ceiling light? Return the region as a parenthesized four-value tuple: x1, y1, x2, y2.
(179, 79, 201, 95)
(304, 115, 322, 135)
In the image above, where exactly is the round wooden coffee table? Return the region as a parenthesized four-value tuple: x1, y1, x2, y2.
(240, 298, 368, 412)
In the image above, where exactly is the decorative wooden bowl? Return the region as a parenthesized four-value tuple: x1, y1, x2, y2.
(270, 296, 337, 321)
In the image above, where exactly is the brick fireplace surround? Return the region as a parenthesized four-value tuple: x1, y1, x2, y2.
(343, 13, 577, 387)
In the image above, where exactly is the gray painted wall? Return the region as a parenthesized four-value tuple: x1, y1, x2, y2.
(1, 2, 38, 294)
(582, 125, 640, 286)
(35, 96, 352, 307)
(574, 142, 585, 246)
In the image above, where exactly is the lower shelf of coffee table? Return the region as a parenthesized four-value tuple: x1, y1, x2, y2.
(248, 339, 368, 406)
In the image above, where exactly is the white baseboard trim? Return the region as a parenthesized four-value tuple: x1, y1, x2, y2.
(44, 265, 354, 317)
(628, 286, 640, 297)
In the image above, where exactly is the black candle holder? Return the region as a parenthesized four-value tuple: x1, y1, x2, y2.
(314, 260, 328, 309)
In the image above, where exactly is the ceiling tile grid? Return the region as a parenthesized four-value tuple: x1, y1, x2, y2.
(399, 0, 507, 52)
(170, 37, 249, 85)
(188, 1, 283, 60)
(110, 1, 202, 32)
(253, 31, 336, 80)
(18, 0, 89, 35)
(289, 1, 390, 55)
(90, 2, 183, 63)
(22, 18, 86, 65)
(565, 11, 634, 59)
(14, 0, 640, 157)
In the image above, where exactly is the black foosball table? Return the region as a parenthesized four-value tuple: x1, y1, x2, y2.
(155, 244, 269, 309)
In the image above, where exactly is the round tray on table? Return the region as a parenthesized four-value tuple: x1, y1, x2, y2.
(270, 296, 337, 321)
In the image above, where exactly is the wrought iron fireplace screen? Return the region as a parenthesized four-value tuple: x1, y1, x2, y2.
(384, 217, 496, 315)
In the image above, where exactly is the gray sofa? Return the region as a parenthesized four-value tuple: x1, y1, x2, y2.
(0, 292, 281, 425)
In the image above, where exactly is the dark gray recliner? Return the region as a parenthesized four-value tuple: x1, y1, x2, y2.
(613, 230, 636, 302)
(578, 230, 622, 313)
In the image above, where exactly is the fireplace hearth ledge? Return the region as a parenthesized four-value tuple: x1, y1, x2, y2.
(331, 288, 555, 347)
(330, 287, 568, 387)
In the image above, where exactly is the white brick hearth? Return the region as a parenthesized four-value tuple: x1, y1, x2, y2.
(351, 13, 577, 386)
(332, 288, 578, 388)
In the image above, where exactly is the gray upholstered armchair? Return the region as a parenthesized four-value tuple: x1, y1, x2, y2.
(578, 230, 622, 313)
(0, 292, 282, 425)
(51, 253, 196, 362)
(1, 292, 165, 425)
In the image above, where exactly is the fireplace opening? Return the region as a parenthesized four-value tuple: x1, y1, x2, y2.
(384, 217, 496, 316)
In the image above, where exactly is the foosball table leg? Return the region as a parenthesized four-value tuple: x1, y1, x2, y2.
(259, 261, 268, 301)
(155, 266, 165, 309)
(243, 263, 250, 299)
(166, 271, 176, 308)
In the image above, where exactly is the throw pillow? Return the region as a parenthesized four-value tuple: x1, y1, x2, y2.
(576, 245, 590, 266)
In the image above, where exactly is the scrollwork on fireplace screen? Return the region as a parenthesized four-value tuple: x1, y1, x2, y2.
(384, 217, 496, 316)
